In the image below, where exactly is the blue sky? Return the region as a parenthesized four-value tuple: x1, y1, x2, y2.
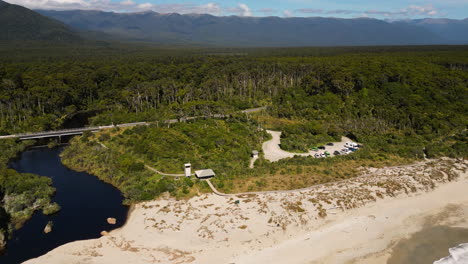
(7, 0, 468, 19)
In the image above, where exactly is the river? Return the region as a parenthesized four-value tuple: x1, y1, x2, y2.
(0, 147, 129, 264)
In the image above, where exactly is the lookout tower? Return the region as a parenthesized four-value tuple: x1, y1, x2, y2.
(184, 163, 191, 177)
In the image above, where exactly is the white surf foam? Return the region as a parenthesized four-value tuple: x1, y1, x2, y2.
(434, 243, 468, 264)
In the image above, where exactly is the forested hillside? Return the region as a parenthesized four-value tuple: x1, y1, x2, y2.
(0, 0, 80, 42)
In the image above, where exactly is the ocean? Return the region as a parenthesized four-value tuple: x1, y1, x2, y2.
(388, 226, 468, 264)
(434, 243, 468, 264)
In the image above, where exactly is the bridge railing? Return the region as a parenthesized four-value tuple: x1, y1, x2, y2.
(0, 106, 268, 139)
(15, 126, 101, 138)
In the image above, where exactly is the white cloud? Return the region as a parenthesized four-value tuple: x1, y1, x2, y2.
(401, 4, 438, 16)
(5, 1, 445, 18)
(120, 0, 134, 6)
(283, 10, 293, 17)
(295, 4, 441, 18)
(7, 0, 92, 10)
(6, 0, 227, 16)
(199, 3, 221, 14)
(238, 3, 252, 16)
(136, 2, 153, 10)
(225, 3, 252, 16)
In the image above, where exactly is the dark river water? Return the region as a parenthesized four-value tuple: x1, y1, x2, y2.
(0, 147, 128, 264)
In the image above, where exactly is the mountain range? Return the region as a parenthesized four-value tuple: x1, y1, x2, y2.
(404, 18, 468, 44)
(36, 9, 468, 47)
(0, 0, 80, 42)
(1, 0, 467, 47)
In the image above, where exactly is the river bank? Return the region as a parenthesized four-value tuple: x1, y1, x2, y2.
(0, 147, 128, 264)
(24, 158, 467, 264)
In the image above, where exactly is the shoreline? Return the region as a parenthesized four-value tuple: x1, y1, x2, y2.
(24, 158, 467, 264)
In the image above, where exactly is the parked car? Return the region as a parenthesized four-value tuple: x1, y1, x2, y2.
(333, 151, 341, 156)
(324, 151, 331, 157)
(326, 143, 334, 146)
(318, 146, 326, 150)
(320, 153, 326, 158)
(341, 148, 352, 155)
(345, 142, 358, 149)
(314, 153, 321, 158)
(311, 147, 319, 152)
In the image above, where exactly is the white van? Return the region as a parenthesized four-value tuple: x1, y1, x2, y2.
(345, 142, 358, 149)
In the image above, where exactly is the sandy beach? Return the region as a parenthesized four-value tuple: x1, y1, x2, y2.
(24, 158, 468, 264)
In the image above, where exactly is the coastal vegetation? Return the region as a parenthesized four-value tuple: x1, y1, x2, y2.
(0, 45, 466, 243)
(61, 118, 267, 202)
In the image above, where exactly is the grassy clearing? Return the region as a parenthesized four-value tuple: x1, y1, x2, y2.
(222, 155, 412, 193)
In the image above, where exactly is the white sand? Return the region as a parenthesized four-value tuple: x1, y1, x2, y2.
(24, 158, 468, 264)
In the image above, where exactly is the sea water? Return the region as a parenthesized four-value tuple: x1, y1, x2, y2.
(388, 226, 468, 264)
(434, 243, 468, 264)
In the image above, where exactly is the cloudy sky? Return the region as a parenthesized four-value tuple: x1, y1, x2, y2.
(5, 0, 468, 19)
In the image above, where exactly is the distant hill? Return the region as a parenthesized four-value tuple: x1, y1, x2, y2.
(36, 9, 464, 47)
(0, 0, 80, 42)
(400, 18, 468, 44)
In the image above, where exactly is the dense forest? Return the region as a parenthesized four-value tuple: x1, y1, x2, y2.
(1, 46, 467, 135)
(0, 45, 467, 248)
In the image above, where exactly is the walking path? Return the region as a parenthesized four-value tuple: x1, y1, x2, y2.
(144, 165, 185, 177)
(249, 156, 258, 169)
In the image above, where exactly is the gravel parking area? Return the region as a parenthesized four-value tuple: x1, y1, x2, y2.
(262, 130, 355, 162)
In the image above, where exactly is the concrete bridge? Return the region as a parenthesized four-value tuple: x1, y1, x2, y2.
(0, 107, 267, 140)
(0, 122, 148, 140)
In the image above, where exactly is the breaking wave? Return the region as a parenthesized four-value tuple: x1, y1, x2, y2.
(434, 243, 468, 264)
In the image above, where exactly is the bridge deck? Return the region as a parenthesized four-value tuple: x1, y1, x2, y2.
(0, 107, 267, 140)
